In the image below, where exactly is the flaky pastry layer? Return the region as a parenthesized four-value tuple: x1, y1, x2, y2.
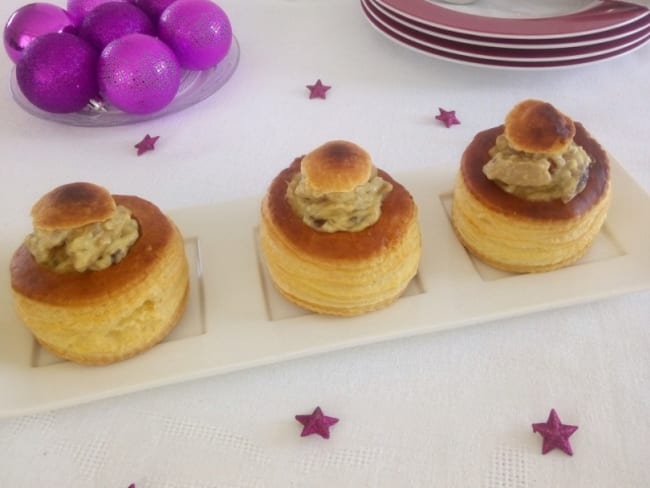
(260, 157, 421, 316)
(451, 124, 611, 273)
(10, 195, 189, 365)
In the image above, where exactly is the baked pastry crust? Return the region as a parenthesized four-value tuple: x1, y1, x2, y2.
(31, 181, 117, 230)
(11, 193, 189, 365)
(451, 123, 611, 273)
(260, 155, 421, 316)
(504, 99, 575, 155)
(300, 140, 373, 192)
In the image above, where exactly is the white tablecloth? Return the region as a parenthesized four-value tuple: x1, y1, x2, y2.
(1, 1, 649, 486)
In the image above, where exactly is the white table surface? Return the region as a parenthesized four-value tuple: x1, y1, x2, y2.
(1, 0, 649, 486)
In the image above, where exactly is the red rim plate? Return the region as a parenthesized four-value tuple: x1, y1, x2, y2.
(363, 0, 650, 61)
(361, 0, 650, 69)
(375, 0, 649, 38)
(370, 0, 650, 48)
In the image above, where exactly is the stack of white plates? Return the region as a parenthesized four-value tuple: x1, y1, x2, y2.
(361, 0, 650, 69)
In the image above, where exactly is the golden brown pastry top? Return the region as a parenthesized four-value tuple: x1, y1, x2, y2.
(504, 99, 576, 155)
(460, 122, 609, 220)
(11, 195, 177, 306)
(300, 140, 373, 193)
(263, 157, 417, 260)
(31, 182, 117, 230)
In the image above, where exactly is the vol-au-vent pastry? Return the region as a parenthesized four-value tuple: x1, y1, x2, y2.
(259, 140, 421, 316)
(10, 182, 190, 365)
(451, 99, 611, 273)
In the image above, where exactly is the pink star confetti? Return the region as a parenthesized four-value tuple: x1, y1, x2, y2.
(295, 406, 339, 439)
(532, 409, 578, 456)
(134, 134, 160, 156)
(435, 107, 461, 128)
(306, 79, 331, 99)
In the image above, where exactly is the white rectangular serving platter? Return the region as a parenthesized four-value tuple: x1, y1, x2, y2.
(0, 158, 648, 418)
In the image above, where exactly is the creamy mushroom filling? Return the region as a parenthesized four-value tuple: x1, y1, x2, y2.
(25, 205, 140, 273)
(286, 168, 393, 232)
(483, 134, 591, 203)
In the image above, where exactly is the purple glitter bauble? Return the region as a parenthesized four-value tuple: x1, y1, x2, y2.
(79, 2, 154, 51)
(66, 0, 126, 24)
(16, 32, 98, 113)
(98, 33, 181, 114)
(3, 3, 76, 63)
(128, 0, 177, 21)
(158, 0, 232, 70)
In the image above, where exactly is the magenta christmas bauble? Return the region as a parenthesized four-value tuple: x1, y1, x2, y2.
(16, 32, 98, 113)
(79, 2, 154, 51)
(158, 0, 232, 70)
(66, 0, 127, 24)
(128, 0, 177, 21)
(98, 33, 181, 114)
(3, 3, 76, 63)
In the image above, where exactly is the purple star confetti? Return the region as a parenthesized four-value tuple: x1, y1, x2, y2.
(306, 79, 331, 99)
(295, 406, 339, 439)
(435, 107, 460, 128)
(532, 408, 578, 456)
(134, 134, 160, 156)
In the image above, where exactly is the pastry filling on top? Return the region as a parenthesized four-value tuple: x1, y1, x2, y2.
(25, 205, 140, 273)
(483, 134, 591, 203)
(286, 167, 393, 232)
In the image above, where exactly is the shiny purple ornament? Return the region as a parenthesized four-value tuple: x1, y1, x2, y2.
(16, 32, 98, 113)
(3, 3, 76, 63)
(66, 0, 126, 24)
(128, 0, 177, 20)
(79, 2, 154, 51)
(158, 0, 232, 70)
(98, 33, 181, 114)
